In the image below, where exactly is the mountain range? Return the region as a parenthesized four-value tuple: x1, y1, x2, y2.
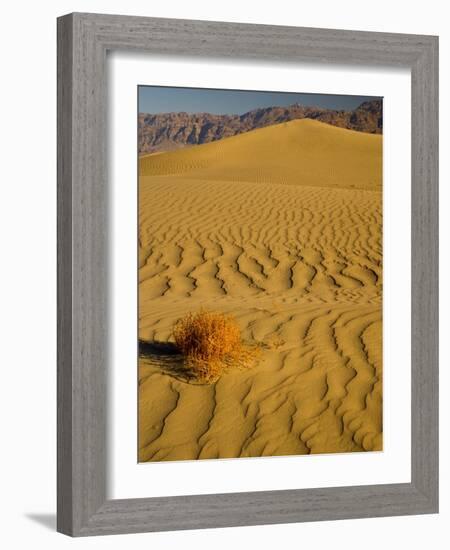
(138, 99, 382, 155)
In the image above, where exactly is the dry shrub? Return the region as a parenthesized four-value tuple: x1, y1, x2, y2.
(173, 310, 260, 383)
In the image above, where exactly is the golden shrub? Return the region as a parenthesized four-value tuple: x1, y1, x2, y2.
(173, 310, 260, 383)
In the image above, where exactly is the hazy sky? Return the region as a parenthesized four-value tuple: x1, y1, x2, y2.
(138, 85, 381, 115)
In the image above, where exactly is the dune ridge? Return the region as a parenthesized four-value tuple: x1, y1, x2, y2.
(138, 99, 382, 154)
(138, 119, 383, 461)
(140, 119, 382, 190)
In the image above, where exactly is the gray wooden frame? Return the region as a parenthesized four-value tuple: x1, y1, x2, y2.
(57, 12, 439, 537)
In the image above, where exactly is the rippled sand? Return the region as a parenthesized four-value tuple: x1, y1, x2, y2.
(138, 119, 382, 461)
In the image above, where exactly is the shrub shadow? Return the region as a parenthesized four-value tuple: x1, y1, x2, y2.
(138, 339, 197, 382)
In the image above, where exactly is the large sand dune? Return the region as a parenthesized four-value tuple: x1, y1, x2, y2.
(138, 119, 382, 461)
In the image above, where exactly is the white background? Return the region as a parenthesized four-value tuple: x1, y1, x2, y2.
(0, 1, 447, 548)
(109, 54, 411, 498)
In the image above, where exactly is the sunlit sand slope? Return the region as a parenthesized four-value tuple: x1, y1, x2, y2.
(138, 119, 383, 461)
(140, 118, 382, 190)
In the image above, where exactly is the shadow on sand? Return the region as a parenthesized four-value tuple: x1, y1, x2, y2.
(139, 339, 197, 382)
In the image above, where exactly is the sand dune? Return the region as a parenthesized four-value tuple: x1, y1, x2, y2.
(138, 119, 382, 461)
(140, 119, 382, 190)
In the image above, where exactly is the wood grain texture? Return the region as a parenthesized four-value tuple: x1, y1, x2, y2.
(57, 13, 74, 535)
(410, 36, 439, 505)
(57, 12, 439, 536)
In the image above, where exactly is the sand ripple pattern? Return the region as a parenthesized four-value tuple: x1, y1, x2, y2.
(139, 120, 382, 461)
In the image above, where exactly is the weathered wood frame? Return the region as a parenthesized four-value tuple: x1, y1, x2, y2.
(57, 12, 439, 536)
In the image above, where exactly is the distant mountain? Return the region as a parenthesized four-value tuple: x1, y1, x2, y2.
(138, 99, 382, 155)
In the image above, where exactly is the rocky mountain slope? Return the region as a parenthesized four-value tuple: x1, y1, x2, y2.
(138, 99, 382, 154)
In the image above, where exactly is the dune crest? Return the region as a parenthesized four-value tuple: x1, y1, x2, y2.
(139, 118, 383, 461)
(140, 119, 382, 190)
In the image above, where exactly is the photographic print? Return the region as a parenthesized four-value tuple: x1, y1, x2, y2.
(138, 86, 383, 463)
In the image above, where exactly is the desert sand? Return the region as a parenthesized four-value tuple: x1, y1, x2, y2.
(138, 118, 382, 462)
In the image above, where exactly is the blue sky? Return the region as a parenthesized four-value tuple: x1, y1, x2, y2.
(138, 85, 380, 115)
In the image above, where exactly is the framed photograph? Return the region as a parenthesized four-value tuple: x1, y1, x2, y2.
(57, 13, 438, 536)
